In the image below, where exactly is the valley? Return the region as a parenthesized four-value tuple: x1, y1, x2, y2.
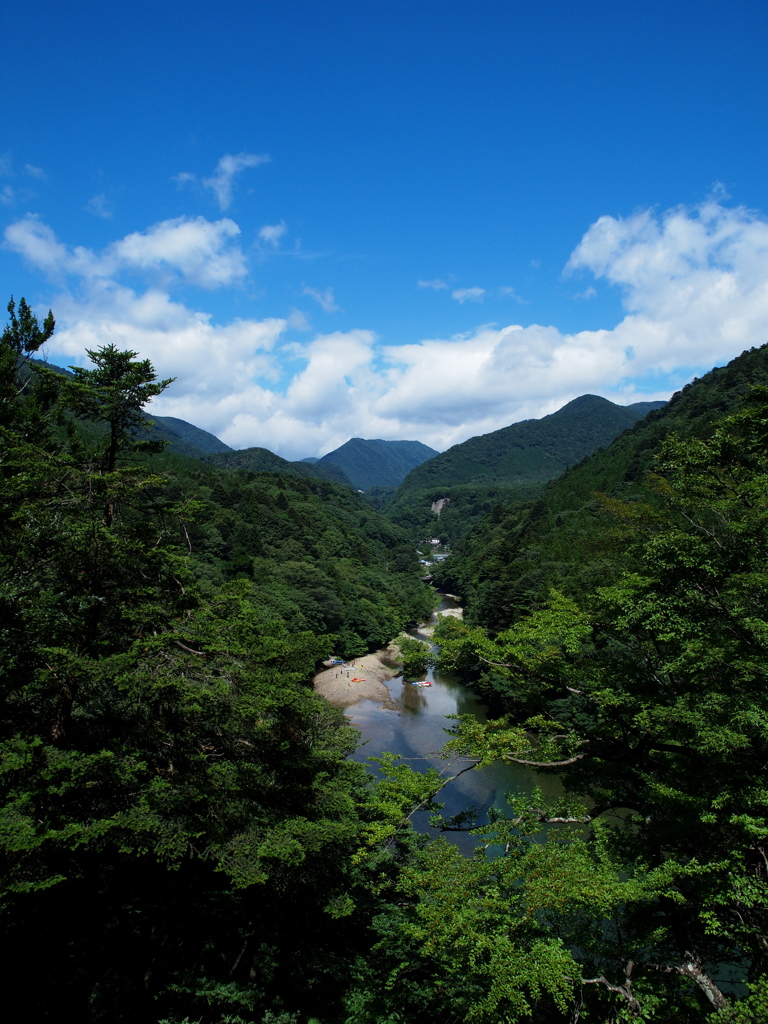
(3, 303, 768, 1022)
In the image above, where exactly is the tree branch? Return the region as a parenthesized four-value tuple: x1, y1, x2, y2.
(649, 955, 729, 1011)
(581, 960, 641, 1015)
(174, 639, 206, 657)
(502, 752, 588, 767)
(387, 759, 483, 843)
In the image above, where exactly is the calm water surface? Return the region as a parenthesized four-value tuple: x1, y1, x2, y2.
(346, 597, 561, 854)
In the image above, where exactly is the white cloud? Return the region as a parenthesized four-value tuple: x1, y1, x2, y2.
(24, 163, 46, 180)
(302, 285, 341, 313)
(452, 286, 485, 303)
(258, 221, 287, 246)
(368, 197, 768, 448)
(565, 197, 768, 372)
(417, 278, 448, 290)
(48, 285, 287, 423)
(4, 215, 78, 274)
(498, 285, 525, 302)
(213, 329, 393, 455)
(111, 217, 247, 288)
(0, 185, 15, 206)
(376, 323, 627, 439)
(5, 214, 248, 290)
(202, 152, 270, 210)
(6, 197, 768, 461)
(86, 193, 112, 219)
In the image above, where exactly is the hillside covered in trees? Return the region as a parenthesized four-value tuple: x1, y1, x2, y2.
(0, 298, 434, 1021)
(437, 344, 768, 631)
(385, 394, 666, 543)
(149, 413, 233, 456)
(204, 445, 355, 487)
(2, 297, 768, 1023)
(315, 437, 439, 490)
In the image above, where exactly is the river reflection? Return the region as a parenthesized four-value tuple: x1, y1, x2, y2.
(346, 598, 562, 855)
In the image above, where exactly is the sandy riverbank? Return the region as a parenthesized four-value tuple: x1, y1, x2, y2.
(418, 605, 463, 638)
(313, 645, 403, 709)
(313, 603, 463, 709)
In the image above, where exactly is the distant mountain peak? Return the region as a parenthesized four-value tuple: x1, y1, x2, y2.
(150, 416, 232, 457)
(555, 394, 612, 411)
(390, 395, 668, 532)
(318, 437, 440, 490)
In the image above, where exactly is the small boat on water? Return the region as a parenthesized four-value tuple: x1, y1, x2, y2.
(411, 680, 432, 687)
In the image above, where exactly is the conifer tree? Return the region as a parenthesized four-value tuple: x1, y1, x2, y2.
(0, 302, 372, 1022)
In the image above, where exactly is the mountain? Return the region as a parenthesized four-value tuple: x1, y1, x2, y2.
(149, 416, 232, 457)
(32, 358, 234, 459)
(398, 395, 665, 493)
(386, 395, 666, 542)
(317, 438, 440, 490)
(203, 446, 354, 487)
(437, 344, 768, 631)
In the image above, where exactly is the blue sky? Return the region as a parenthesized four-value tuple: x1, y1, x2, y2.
(3, 0, 768, 458)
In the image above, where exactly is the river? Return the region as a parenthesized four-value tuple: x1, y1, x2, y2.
(345, 595, 562, 854)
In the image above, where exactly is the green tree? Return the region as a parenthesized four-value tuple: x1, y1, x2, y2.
(0, 304, 375, 1021)
(429, 391, 768, 1019)
(0, 295, 54, 401)
(394, 632, 431, 679)
(58, 342, 175, 472)
(0, 296, 56, 439)
(1, 295, 55, 355)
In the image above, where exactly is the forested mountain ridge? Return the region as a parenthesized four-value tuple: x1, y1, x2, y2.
(150, 413, 232, 456)
(317, 437, 440, 489)
(204, 444, 355, 487)
(438, 342, 768, 631)
(398, 394, 665, 493)
(32, 359, 440, 493)
(386, 393, 666, 543)
(423, 342, 768, 1020)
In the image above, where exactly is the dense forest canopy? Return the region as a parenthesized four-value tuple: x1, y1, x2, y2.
(0, 299, 433, 1021)
(385, 394, 666, 545)
(2, 299, 768, 1022)
(315, 438, 440, 491)
(431, 394, 768, 1019)
(435, 343, 768, 630)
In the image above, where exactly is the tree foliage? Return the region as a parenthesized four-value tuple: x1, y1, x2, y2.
(0, 305, 402, 1021)
(56, 343, 175, 471)
(6, 299, 768, 1021)
(438, 343, 768, 625)
(426, 389, 768, 1019)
